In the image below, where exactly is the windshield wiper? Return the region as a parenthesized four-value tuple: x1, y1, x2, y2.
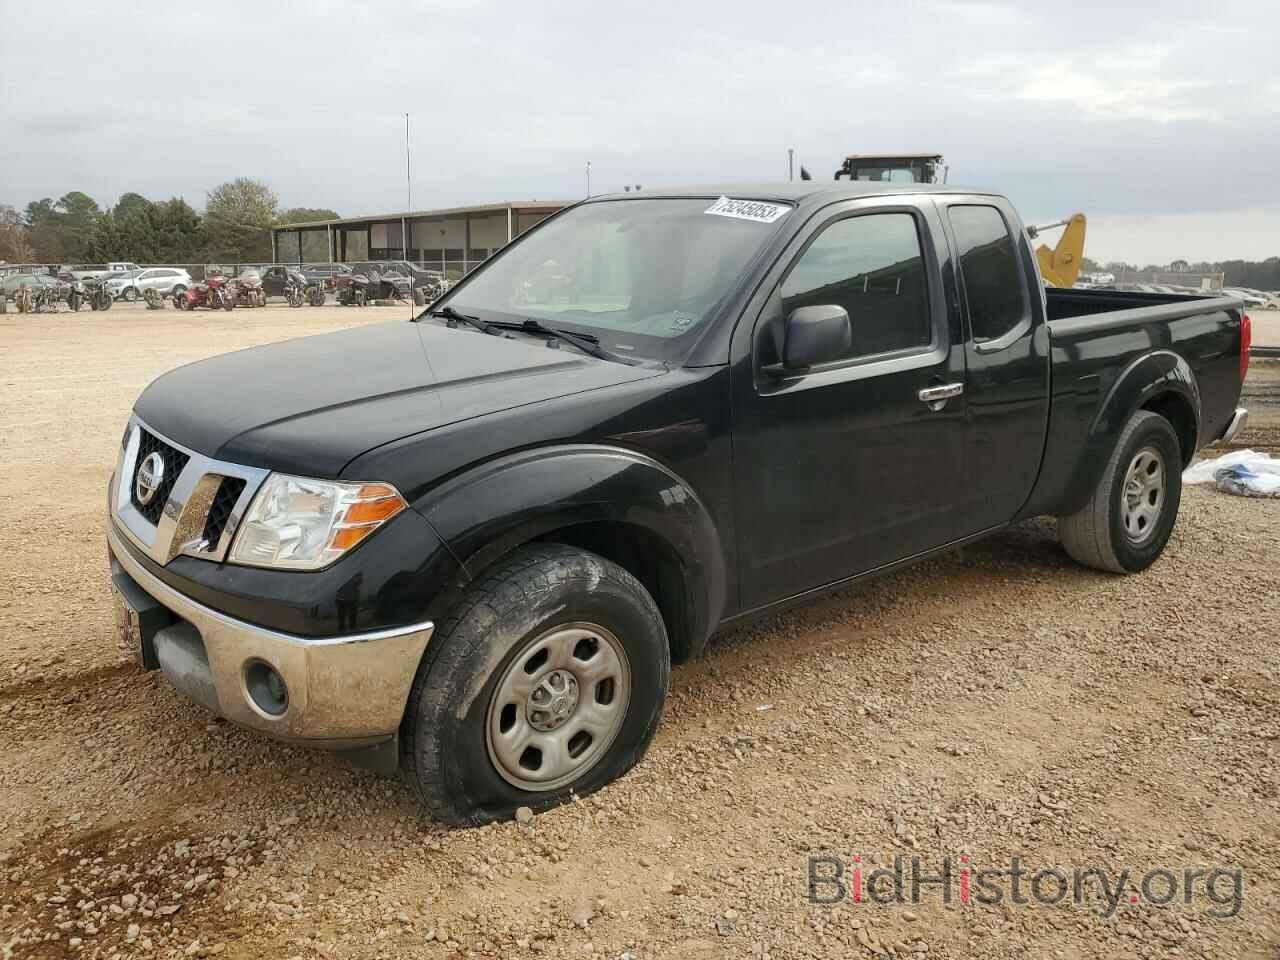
(486, 319, 638, 366)
(425, 304, 495, 335)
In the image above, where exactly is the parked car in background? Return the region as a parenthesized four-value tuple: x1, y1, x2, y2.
(347, 262, 414, 298)
(374, 259, 449, 293)
(1223, 288, 1268, 308)
(257, 265, 325, 305)
(71, 261, 142, 281)
(1, 271, 58, 299)
(107, 267, 193, 301)
(302, 263, 352, 289)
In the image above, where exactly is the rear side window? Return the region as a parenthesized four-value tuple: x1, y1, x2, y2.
(947, 205, 1026, 342)
(780, 212, 931, 360)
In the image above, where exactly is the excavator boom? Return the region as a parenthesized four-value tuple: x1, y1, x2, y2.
(1031, 213, 1087, 288)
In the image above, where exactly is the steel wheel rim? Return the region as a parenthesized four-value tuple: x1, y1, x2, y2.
(486, 622, 631, 792)
(1121, 445, 1165, 544)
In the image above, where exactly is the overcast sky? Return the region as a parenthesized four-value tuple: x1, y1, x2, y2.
(1, 0, 1275, 264)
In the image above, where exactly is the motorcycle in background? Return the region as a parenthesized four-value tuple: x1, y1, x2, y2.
(174, 273, 235, 311)
(336, 268, 408, 307)
(259, 265, 325, 307)
(231, 269, 268, 308)
(65, 275, 114, 312)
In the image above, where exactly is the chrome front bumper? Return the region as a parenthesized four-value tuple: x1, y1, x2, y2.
(108, 521, 433, 748)
(1220, 407, 1249, 443)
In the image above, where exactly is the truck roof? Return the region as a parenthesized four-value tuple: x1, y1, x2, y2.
(587, 181, 995, 205)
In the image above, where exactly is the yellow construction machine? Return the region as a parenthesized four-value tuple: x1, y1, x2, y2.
(1027, 213, 1087, 288)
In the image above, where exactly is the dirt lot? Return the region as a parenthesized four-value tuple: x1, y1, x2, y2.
(1, 304, 1278, 959)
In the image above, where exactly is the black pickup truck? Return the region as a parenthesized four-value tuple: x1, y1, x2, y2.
(107, 182, 1251, 824)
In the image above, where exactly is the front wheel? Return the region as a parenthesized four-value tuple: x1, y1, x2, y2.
(401, 544, 669, 826)
(1058, 410, 1183, 574)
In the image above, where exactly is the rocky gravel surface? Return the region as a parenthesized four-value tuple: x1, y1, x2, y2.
(1, 310, 1277, 958)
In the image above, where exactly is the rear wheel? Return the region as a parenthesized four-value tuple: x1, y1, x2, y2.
(401, 544, 669, 825)
(1058, 410, 1183, 573)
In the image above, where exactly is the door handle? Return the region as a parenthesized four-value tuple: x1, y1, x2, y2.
(918, 382, 964, 411)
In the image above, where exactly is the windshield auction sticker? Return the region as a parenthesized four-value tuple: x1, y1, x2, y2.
(704, 196, 790, 223)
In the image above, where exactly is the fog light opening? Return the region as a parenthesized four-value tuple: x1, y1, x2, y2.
(244, 659, 289, 717)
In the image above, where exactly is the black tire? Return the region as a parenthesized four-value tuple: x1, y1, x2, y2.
(122, 286, 138, 302)
(171, 284, 186, 299)
(308, 287, 325, 306)
(401, 544, 670, 826)
(1058, 410, 1183, 574)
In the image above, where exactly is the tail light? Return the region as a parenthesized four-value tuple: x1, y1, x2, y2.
(1240, 313, 1251, 382)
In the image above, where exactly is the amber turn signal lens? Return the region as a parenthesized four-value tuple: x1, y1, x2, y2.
(345, 495, 405, 525)
(329, 525, 376, 551)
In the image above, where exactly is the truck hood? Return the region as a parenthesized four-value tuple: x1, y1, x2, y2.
(134, 321, 665, 477)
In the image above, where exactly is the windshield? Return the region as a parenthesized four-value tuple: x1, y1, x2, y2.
(438, 197, 791, 363)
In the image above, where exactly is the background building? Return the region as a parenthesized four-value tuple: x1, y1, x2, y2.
(271, 200, 569, 278)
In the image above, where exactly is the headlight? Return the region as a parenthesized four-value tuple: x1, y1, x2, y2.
(228, 474, 407, 570)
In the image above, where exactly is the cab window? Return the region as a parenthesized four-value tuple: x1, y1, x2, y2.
(780, 212, 932, 360)
(947, 205, 1027, 342)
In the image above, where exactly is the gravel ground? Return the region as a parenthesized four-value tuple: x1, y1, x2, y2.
(1, 305, 1278, 959)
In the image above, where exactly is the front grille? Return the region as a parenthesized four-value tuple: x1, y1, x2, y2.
(201, 476, 246, 549)
(130, 428, 190, 525)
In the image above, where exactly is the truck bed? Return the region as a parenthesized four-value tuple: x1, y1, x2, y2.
(1044, 286, 1218, 322)
(1017, 288, 1246, 520)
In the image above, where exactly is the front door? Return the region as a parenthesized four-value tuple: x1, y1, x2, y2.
(731, 198, 973, 611)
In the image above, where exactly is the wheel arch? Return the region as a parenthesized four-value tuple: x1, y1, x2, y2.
(1090, 350, 1200, 460)
(415, 444, 728, 664)
(1041, 350, 1201, 519)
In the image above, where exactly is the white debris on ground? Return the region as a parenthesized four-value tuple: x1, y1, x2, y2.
(1184, 449, 1280, 497)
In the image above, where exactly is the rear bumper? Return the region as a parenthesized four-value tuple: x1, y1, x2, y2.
(108, 521, 433, 749)
(1220, 407, 1249, 443)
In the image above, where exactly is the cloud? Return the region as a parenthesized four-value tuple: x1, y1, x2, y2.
(0, 0, 1276, 263)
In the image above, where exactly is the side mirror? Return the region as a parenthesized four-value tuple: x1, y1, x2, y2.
(774, 304, 851, 373)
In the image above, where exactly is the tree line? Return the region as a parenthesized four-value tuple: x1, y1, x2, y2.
(0, 178, 337, 266)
